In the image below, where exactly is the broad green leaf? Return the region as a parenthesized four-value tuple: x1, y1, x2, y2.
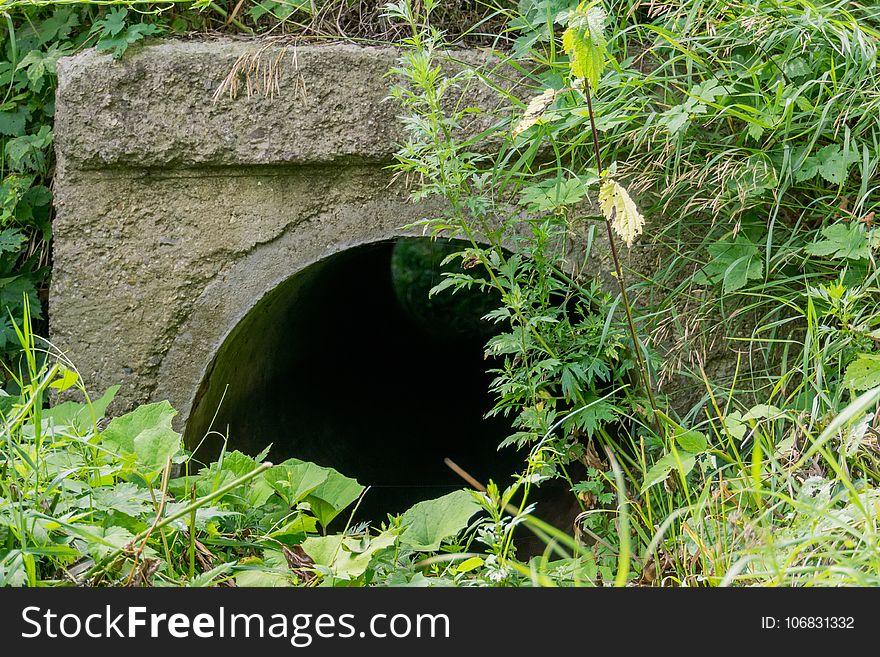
(99, 7, 128, 36)
(37, 9, 80, 43)
(301, 535, 344, 568)
(336, 533, 400, 577)
(796, 144, 860, 184)
(742, 404, 785, 421)
(262, 549, 292, 570)
(4, 127, 52, 172)
(192, 450, 276, 506)
(518, 175, 594, 212)
(84, 482, 154, 517)
(302, 531, 397, 579)
(0, 228, 27, 255)
(658, 81, 717, 135)
(723, 411, 747, 441)
(235, 569, 292, 587)
(76, 525, 134, 560)
(805, 223, 870, 261)
(674, 427, 708, 454)
(722, 255, 755, 294)
(44, 384, 119, 434)
(0, 107, 29, 137)
(695, 235, 762, 292)
(641, 451, 696, 493)
(267, 458, 362, 527)
(843, 354, 880, 391)
(691, 78, 725, 104)
(214, 450, 260, 477)
(783, 57, 811, 78)
(94, 10, 161, 60)
(264, 460, 329, 505)
(561, 2, 608, 90)
(399, 490, 481, 551)
(307, 467, 364, 528)
(270, 514, 318, 537)
(746, 122, 764, 141)
(658, 104, 692, 135)
(795, 95, 813, 111)
(725, 154, 778, 198)
(102, 400, 181, 474)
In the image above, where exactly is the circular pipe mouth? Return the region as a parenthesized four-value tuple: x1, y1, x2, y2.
(185, 238, 523, 523)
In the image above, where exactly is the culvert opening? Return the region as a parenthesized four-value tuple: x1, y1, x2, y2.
(185, 238, 524, 524)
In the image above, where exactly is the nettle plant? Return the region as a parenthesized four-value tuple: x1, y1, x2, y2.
(386, 0, 661, 563)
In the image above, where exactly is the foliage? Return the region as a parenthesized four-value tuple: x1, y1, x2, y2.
(0, 306, 492, 587)
(384, 0, 880, 587)
(92, 8, 161, 59)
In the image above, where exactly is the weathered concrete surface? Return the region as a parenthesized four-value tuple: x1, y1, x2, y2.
(51, 40, 519, 430)
(55, 41, 504, 169)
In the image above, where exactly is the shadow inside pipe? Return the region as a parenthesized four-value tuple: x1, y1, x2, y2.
(185, 238, 526, 525)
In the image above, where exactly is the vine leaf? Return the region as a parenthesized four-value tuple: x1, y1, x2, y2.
(598, 179, 645, 247)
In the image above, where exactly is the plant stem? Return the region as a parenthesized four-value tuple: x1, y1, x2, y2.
(208, 2, 253, 34)
(583, 85, 662, 437)
(189, 483, 197, 580)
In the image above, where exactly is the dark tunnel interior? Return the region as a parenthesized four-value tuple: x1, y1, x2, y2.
(185, 238, 526, 524)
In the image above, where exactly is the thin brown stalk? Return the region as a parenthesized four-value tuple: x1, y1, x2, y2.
(583, 84, 663, 437)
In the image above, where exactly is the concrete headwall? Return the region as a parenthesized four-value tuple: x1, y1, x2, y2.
(51, 40, 515, 429)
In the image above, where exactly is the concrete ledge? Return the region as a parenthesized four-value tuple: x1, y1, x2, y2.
(55, 40, 508, 169)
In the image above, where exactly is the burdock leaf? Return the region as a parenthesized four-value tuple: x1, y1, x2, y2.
(399, 490, 480, 551)
(598, 179, 645, 248)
